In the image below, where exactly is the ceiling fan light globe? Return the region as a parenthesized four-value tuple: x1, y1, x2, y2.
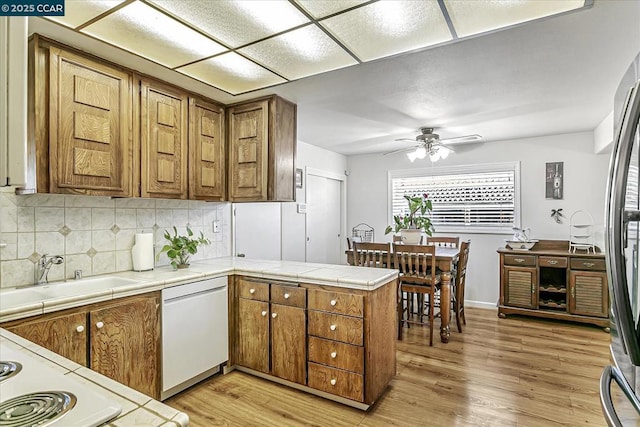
(429, 151, 441, 162)
(415, 146, 427, 159)
(440, 147, 450, 159)
(407, 151, 418, 162)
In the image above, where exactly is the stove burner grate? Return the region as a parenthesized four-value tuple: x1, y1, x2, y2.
(0, 391, 76, 427)
(0, 362, 22, 382)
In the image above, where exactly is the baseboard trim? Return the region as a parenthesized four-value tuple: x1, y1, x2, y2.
(464, 300, 498, 310)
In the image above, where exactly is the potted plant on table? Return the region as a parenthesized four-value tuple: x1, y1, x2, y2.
(385, 193, 435, 244)
(158, 226, 211, 269)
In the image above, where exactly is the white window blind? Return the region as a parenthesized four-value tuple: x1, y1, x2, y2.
(389, 163, 520, 233)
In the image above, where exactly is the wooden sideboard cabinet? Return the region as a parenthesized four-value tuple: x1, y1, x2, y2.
(498, 240, 609, 328)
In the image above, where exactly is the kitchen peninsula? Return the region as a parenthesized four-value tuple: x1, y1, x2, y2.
(0, 257, 399, 415)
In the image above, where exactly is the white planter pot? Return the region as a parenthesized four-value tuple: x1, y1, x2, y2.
(400, 229, 422, 244)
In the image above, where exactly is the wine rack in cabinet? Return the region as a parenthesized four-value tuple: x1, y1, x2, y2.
(498, 240, 609, 329)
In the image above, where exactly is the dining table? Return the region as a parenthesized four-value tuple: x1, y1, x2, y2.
(346, 245, 460, 343)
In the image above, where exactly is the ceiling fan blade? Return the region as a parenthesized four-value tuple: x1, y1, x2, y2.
(384, 146, 418, 156)
(439, 134, 482, 145)
(394, 138, 416, 142)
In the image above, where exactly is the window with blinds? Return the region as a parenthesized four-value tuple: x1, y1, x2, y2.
(389, 162, 520, 233)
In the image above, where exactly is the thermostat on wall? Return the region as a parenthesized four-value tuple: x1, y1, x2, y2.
(297, 203, 307, 214)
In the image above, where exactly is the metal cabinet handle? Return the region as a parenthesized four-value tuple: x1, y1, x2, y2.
(261, 310, 267, 317)
(571, 285, 575, 298)
(284, 293, 290, 299)
(547, 260, 558, 265)
(96, 321, 104, 329)
(330, 299, 337, 306)
(514, 258, 525, 263)
(272, 313, 277, 318)
(330, 379, 337, 386)
(330, 324, 337, 331)
(250, 288, 256, 294)
(330, 351, 337, 359)
(583, 262, 595, 267)
(76, 325, 84, 333)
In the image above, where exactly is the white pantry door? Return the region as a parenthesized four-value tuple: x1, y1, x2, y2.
(306, 173, 342, 264)
(233, 203, 281, 260)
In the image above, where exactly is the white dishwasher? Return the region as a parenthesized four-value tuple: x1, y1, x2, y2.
(161, 276, 228, 400)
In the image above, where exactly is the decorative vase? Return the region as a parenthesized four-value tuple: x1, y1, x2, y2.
(400, 229, 422, 244)
(176, 263, 190, 269)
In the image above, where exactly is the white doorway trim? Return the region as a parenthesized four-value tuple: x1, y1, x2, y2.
(305, 167, 347, 263)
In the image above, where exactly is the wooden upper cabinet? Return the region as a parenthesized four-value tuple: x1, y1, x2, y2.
(140, 77, 188, 199)
(39, 44, 133, 196)
(189, 97, 225, 201)
(228, 95, 296, 202)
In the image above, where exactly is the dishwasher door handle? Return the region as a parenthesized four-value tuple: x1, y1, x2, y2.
(163, 286, 226, 304)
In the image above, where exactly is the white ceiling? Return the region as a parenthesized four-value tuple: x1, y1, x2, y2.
(29, 0, 640, 156)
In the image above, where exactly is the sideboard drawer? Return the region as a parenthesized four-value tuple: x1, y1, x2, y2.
(504, 254, 536, 267)
(308, 289, 364, 317)
(308, 362, 364, 402)
(570, 258, 606, 271)
(539, 256, 568, 268)
(308, 310, 364, 346)
(308, 336, 364, 374)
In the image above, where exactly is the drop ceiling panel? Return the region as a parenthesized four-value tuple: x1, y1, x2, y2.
(294, 0, 370, 19)
(47, 0, 126, 29)
(177, 52, 287, 95)
(150, 0, 310, 48)
(444, 0, 587, 38)
(81, 1, 227, 68)
(320, 1, 452, 62)
(239, 25, 358, 80)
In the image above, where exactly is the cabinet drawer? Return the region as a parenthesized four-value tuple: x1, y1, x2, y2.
(539, 256, 568, 268)
(238, 279, 269, 301)
(308, 362, 364, 402)
(308, 310, 363, 346)
(308, 336, 364, 374)
(570, 258, 606, 271)
(307, 289, 364, 317)
(504, 254, 536, 267)
(271, 284, 306, 308)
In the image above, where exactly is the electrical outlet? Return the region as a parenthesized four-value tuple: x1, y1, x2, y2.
(213, 220, 220, 233)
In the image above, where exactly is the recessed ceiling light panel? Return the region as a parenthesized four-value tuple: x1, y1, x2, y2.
(444, 0, 587, 38)
(239, 25, 358, 80)
(150, 0, 310, 48)
(46, 0, 126, 29)
(81, 1, 227, 68)
(320, 0, 452, 62)
(294, 0, 370, 19)
(178, 52, 287, 95)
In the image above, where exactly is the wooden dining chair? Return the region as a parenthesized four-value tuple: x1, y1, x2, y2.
(394, 243, 441, 346)
(352, 242, 391, 268)
(454, 240, 470, 332)
(426, 236, 460, 248)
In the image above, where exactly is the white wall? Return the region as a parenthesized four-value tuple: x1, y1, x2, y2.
(346, 131, 610, 306)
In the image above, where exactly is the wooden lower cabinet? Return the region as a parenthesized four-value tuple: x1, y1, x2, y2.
(503, 266, 537, 309)
(1, 292, 161, 399)
(231, 276, 396, 410)
(569, 270, 608, 318)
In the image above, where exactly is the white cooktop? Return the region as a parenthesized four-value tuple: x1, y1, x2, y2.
(0, 343, 121, 427)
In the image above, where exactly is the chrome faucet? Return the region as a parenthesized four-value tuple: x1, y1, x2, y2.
(37, 254, 64, 284)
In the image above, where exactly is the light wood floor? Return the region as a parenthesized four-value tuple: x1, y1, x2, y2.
(166, 307, 610, 426)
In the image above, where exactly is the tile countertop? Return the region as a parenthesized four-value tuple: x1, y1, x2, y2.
(0, 328, 189, 427)
(0, 257, 399, 322)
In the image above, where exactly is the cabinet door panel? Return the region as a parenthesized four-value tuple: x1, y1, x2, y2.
(228, 100, 268, 201)
(569, 271, 608, 317)
(141, 78, 188, 199)
(6, 312, 87, 366)
(90, 294, 160, 398)
(49, 47, 132, 196)
(189, 97, 225, 200)
(504, 266, 537, 308)
(271, 303, 306, 384)
(237, 298, 269, 373)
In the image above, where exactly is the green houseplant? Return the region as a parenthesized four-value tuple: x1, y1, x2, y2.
(158, 226, 211, 269)
(385, 193, 435, 243)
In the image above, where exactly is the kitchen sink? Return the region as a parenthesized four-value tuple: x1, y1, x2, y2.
(0, 277, 140, 309)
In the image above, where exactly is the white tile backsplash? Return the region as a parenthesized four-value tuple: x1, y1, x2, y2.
(0, 192, 232, 288)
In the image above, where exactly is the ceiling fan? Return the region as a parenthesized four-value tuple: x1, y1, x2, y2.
(385, 127, 482, 162)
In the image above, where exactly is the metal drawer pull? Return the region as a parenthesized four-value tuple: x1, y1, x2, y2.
(76, 325, 84, 333)
(330, 324, 337, 331)
(96, 321, 104, 329)
(249, 288, 256, 294)
(514, 258, 525, 263)
(330, 351, 337, 359)
(547, 260, 558, 265)
(261, 310, 267, 317)
(272, 313, 277, 318)
(330, 299, 337, 306)
(583, 262, 595, 267)
(330, 379, 337, 386)
(284, 293, 290, 299)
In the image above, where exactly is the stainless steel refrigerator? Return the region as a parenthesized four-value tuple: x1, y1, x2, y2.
(601, 51, 640, 426)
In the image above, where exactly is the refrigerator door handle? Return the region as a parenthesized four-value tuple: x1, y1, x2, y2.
(600, 365, 640, 427)
(623, 210, 640, 248)
(606, 80, 640, 364)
